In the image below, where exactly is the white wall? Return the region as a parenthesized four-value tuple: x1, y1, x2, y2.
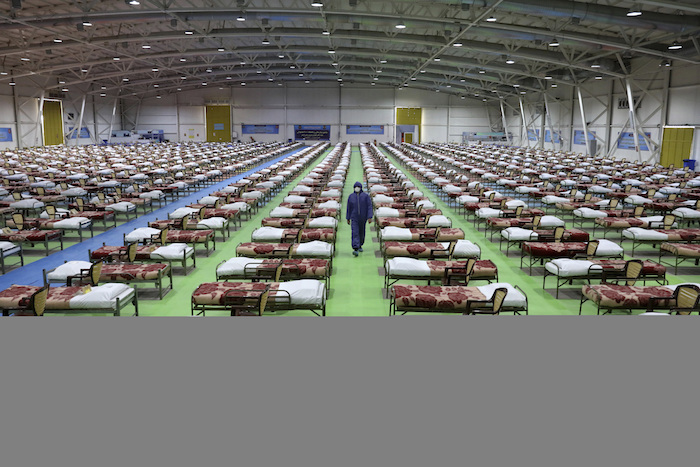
(2, 59, 700, 163)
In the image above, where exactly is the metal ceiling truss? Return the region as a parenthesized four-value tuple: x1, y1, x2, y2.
(0, 0, 697, 105)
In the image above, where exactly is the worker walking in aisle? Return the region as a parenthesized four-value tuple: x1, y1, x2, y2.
(346, 181, 373, 257)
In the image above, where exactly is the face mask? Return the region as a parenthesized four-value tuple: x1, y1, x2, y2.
(354, 187, 361, 193)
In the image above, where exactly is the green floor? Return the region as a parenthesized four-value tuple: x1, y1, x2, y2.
(129, 145, 698, 316)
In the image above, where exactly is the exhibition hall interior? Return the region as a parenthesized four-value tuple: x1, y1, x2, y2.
(1, 0, 700, 316)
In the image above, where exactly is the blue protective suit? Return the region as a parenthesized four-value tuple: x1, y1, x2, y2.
(346, 181, 373, 250)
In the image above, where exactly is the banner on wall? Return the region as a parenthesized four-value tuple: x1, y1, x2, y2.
(544, 130, 561, 143)
(68, 127, 90, 139)
(573, 130, 596, 145)
(617, 132, 651, 151)
(242, 124, 280, 134)
(346, 125, 384, 135)
(294, 125, 331, 140)
(0, 128, 12, 142)
(527, 129, 540, 141)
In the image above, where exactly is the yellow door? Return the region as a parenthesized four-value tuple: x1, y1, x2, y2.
(42, 100, 64, 146)
(206, 105, 231, 142)
(404, 133, 413, 144)
(396, 108, 422, 143)
(660, 127, 694, 168)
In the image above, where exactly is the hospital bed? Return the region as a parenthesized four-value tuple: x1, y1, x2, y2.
(389, 283, 528, 315)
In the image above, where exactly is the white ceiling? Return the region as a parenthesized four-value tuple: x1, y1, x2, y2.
(1, 0, 698, 101)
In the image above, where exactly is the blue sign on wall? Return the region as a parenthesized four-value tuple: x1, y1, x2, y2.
(213, 123, 225, 131)
(617, 132, 651, 151)
(294, 125, 331, 140)
(544, 130, 561, 143)
(0, 128, 12, 142)
(573, 130, 596, 145)
(347, 125, 384, 135)
(242, 124, 280, 134)
(68, 127, 90, 139)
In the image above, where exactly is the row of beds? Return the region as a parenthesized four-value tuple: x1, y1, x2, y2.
(351, 143, 528, 316)
(0, 141, 299, 272)
(189, 143, 352, 316)
(385, 141, 700, 315)
(0, 142, 321, 316)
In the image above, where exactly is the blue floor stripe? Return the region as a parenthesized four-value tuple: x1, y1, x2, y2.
(0, 148, 303, 289)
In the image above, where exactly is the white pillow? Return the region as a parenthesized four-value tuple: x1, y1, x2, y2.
(453, 240, 481, 258)
(307, 217, 338, 228)
(46, 261, 93, 281)
(477, 283, 527, 308)
(426, 215, 451, 228)
(125, 227, 161, 243)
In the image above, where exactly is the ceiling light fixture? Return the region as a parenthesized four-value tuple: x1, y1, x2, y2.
(20, 57, 30, 61)
(322, 29, 330, 35)
(218, 48, 225, 52)
(113, 57, 120, 61)
(54, 38, 62, 43)
(453, 42, 463, 47)
(152, 68, 159, 72)
(328, 48, 336, 54)
(486, 16, 497, 22)
(311, 2, 324, 7)
(505, 58, 515, 64)
(9, 80, 15, 86)
(590, 62, 601, 68)
(82, 20, 92, 26)
(627, 6, 642, 17)
(668, 42, 682, 50)
(262, 37, 270, 45)
(395, 21, 406, 29)
(142, 45, 151, 49)
(549, 38, 560, 47)
(100, 93, 106, 97)
(180, 58, 187, 62)
(128, 0, 140, 5)
(594, 75, 602, 80)
(237, 14, 246, 22)
(184, 31, 193, 35)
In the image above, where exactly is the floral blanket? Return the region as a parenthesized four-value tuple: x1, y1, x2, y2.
(299, 229, 335, 243)
(383, 242, 451, 258)
(392, 285, 486, 311)
(90, 244, 159, 261)
(0, 230, 61, 242)
(262, 218, 307, 228)
(192, 282, 274, 306)
(660, 242, 700, 257)
(523, 242, 588, 258)
(166, 230, 213, 243)
(101, 263, 169, 281)
(236, 243, 292, 257)
(582, 284, 673, 309)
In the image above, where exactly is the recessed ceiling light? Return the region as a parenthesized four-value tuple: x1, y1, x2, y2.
(371, 82, 375, 86)
(377, 70, 382, 73)
(513, 84, 520, 87)
(279, 54, 285, 58)
(460, 79, 465, 82)
(332, 62, 338, 66)
(81, 68, 88, 72)
(290, 65, 296, 69)
(177, 88, 181, 91)
(240, 61, 246, 65)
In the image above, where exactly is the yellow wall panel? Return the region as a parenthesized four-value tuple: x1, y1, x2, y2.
(42, 100, 64, 146)
(660, 127, 694, 168)
(206, 105, 231, 142)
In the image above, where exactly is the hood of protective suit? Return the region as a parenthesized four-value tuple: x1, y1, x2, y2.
(353, 182, 363, 192)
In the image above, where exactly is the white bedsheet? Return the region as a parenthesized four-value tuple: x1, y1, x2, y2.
(252, 227, 286, 241)
(373, 194, 394, 204)
(198, 217, 226, 229)
(69, 283, 133, 309)
(476, 208, 501, 219)
(125, 227, 161, 243)
(10, 199, 44, 209)
(151, 243, 193, 260)
(307, 217, 338, 228)
(574, 207, 607, 219)
(169, 207, 199, 219)
(376, 207, 400, 217)
(276, 280, 325, 306)
(318, 200, 340, 209)
(217, 257, 265, 276)
(284, 195, 307, 204)
(53, 217, 90, 229)
(453, 240, 481, 258)
(427, 215, 451, 228)
(477, 283, 527, 308)
(385, 258, 431, 276)
(107, 201, 136, 212)
(46, 261, 93, 281)
(295, 241, 333, 257)
(622, 228, 668, 241)
(222, 202, 249, 212)
(596, 239, 625, 256)
(269, 207, 297, 218)
(502, 227, 538, 241)
(544, 259, 602, 277)
(672, 207, 700, 219)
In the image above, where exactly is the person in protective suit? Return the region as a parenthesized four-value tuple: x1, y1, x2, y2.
(346, 181, 373, 257)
